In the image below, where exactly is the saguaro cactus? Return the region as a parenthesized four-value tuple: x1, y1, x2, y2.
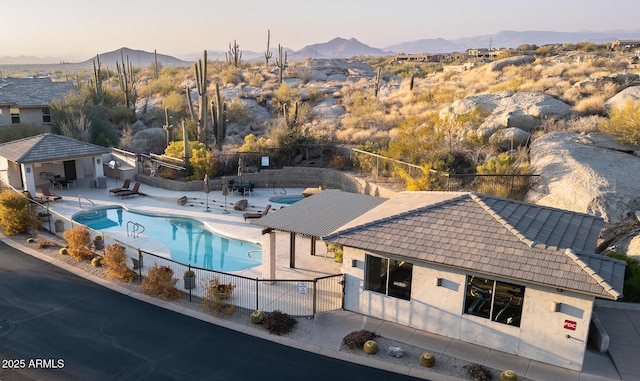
(182, 121, 190, 172)
(374, 67, 382, 97)
(276, 44, 287, 85)
(226, 40, 242, 68)
(162, 107, 173, 148)
(210, 81, 227, 151)
(193, 50, 208, 144)
(264, 30, 273, 68)
(116, 50, 137, 110)
(92, 54, 104, 105)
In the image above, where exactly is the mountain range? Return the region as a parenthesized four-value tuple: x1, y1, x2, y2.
(3, 30, 640, 66)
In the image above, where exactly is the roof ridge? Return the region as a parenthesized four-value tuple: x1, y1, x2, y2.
(324, 193, 470, 239)
(564, 249, 622, 299)
(469, 193, 539, 248)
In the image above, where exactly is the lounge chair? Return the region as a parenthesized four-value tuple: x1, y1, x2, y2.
(116, 182, 142, 198)
(24, 191, 49, 205)
(40, 186, 62, 202)
(243, 204, 271, 222)
(109, 179, 131, 196)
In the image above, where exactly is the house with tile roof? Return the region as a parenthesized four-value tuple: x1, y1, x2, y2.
(318, 191, 626, 371)
(0, 77, 75, 127)
(0, 133, 110, 195)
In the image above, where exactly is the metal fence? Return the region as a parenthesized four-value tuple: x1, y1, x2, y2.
(133, 249, 344, 317)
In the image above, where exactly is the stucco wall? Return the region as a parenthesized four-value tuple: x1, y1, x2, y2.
(342, 246, 593, 371)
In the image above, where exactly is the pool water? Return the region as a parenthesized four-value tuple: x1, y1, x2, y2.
(73, 207, 261, 272)
(269, 194, 305, 204)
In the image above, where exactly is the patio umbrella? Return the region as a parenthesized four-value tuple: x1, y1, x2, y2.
(203, 174, 211, 212)
(237, 158, 243, 178)
(221, 176, 230, 214)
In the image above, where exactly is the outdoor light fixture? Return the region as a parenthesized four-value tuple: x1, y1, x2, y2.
(351, 259, 358, 267)
(551, 301, 561, 312)
(434, 277, 443, 286)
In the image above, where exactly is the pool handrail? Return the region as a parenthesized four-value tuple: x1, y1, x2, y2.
(78, 195, 95, 209)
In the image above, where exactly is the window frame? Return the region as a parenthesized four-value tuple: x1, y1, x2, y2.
(10, 107, 20, 124)
(42, 107, 51, 123)
(464, 275, 525, 327)
(364, 254, 413, 301)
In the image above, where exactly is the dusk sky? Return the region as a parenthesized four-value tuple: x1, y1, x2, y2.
(3, 0, 640, 61)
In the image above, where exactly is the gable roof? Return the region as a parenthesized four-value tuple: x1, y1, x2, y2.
(324, 191, 625, 300)
(251, 189, 387, 237)
(0, 77, 75, 107)
(0, 133, 110, 164)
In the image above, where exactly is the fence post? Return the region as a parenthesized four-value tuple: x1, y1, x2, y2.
(312, 278, 317, 316)
(188, 264, 192, 302)
(255, 278, 259, 311)
(137, 249, 143, 283)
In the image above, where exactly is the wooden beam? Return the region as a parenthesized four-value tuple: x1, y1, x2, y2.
(289, 232, 296, 268)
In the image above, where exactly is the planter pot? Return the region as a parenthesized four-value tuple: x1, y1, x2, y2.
(94, 238, 104, 250)
(184, 276, 196, 289)
(215, 292, 230, 300)
(54, 220, 65, 232)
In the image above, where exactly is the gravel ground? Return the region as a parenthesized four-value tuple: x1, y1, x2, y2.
(10, 230, 531, 381)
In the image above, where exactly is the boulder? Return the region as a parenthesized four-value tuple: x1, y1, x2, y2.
(440, 91, 571, 142)
(526, 131, 640, 230)
(488, 127, 531, 150)
(485, 55, 535, 73)
(605, 85, 640, 111)
(234, 199, 248, 211)
(123, 127, 166, 154)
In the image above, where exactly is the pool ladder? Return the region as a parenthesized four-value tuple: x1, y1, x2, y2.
(247, 249, 261, 262)
(127, 221, 145, 238)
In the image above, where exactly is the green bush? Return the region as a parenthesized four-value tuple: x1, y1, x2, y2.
(341, 330, 378, 349)
(264, 310, 297, 335)
(607, 252, 640, 302)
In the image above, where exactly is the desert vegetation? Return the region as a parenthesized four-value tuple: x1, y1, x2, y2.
(2, 42, 638, 195)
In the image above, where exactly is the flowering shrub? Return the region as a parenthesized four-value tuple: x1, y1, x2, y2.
(0, 190, 35, 235)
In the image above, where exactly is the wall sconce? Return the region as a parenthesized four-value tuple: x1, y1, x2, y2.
(551, 301, 561, 312)
(26, 167, 31, 173)
(96, 158, 101, 164)
(434, 277, 443, 286)
(351, 259, 358, 267)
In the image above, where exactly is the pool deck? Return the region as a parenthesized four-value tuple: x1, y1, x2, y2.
(37, 179, 343, 280)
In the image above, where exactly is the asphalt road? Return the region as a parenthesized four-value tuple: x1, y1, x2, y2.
(0, 240, 421, 381)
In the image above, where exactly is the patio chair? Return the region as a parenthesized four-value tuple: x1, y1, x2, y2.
(116, 182, 142, 198)
(40, 186, 62, 202)
(109, 179, 131, 196)
(243, 204, 271, 222)
(24, 191, 49, 205)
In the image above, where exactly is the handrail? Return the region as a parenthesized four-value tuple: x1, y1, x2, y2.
(77, 195, 95, 208)
(126, 221, 145, 238)
(247, 249, 261, 262)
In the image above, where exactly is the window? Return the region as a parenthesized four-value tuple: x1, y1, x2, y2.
(42, 107, 51, 123)
(10, 108, 20, 124)
(364, 254, 413, 300)
(464, 275, 525, 327)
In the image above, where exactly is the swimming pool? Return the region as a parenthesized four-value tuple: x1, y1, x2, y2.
(269, 194, 305, 204)
(72, 207, 261, 272)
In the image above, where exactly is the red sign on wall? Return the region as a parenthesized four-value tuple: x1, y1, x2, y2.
(564, 320, 577, 331)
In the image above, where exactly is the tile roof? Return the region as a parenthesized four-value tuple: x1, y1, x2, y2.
(0, 133, 110, 163)
(0, 77, 75, 107)
(250, 189, 387, 237)
(323, 191, 625, 300)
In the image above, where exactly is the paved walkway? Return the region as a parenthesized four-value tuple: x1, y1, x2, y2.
(18, 179, 637, 380)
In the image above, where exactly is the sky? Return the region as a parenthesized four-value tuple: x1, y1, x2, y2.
(3, 0, 640, 61)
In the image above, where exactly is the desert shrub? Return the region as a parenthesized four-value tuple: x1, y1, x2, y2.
(291, 65, 313, 84)
(141, 265, 182, 300)
(264, 310, 297, 335)
(202, 277, 236, 315)
(36, 238, 57, 249)
(226, 97, 251, 124)
(341, 330, 378, 349)
(607, 252, 640, 302)
(62, 225, 93, 261)
(464, 363, 492, 381)
(0, 190, 34, 235)
(103, 244, 134, 282)
(600, 99, 640, 145)
(573, 95, 607, 115)
(245, 72, 264, 87)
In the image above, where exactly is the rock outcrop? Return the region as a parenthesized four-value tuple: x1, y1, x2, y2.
(440, 91, 571, 142)
(526, 131, 640, 246)
(604, 85, 640, 111)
